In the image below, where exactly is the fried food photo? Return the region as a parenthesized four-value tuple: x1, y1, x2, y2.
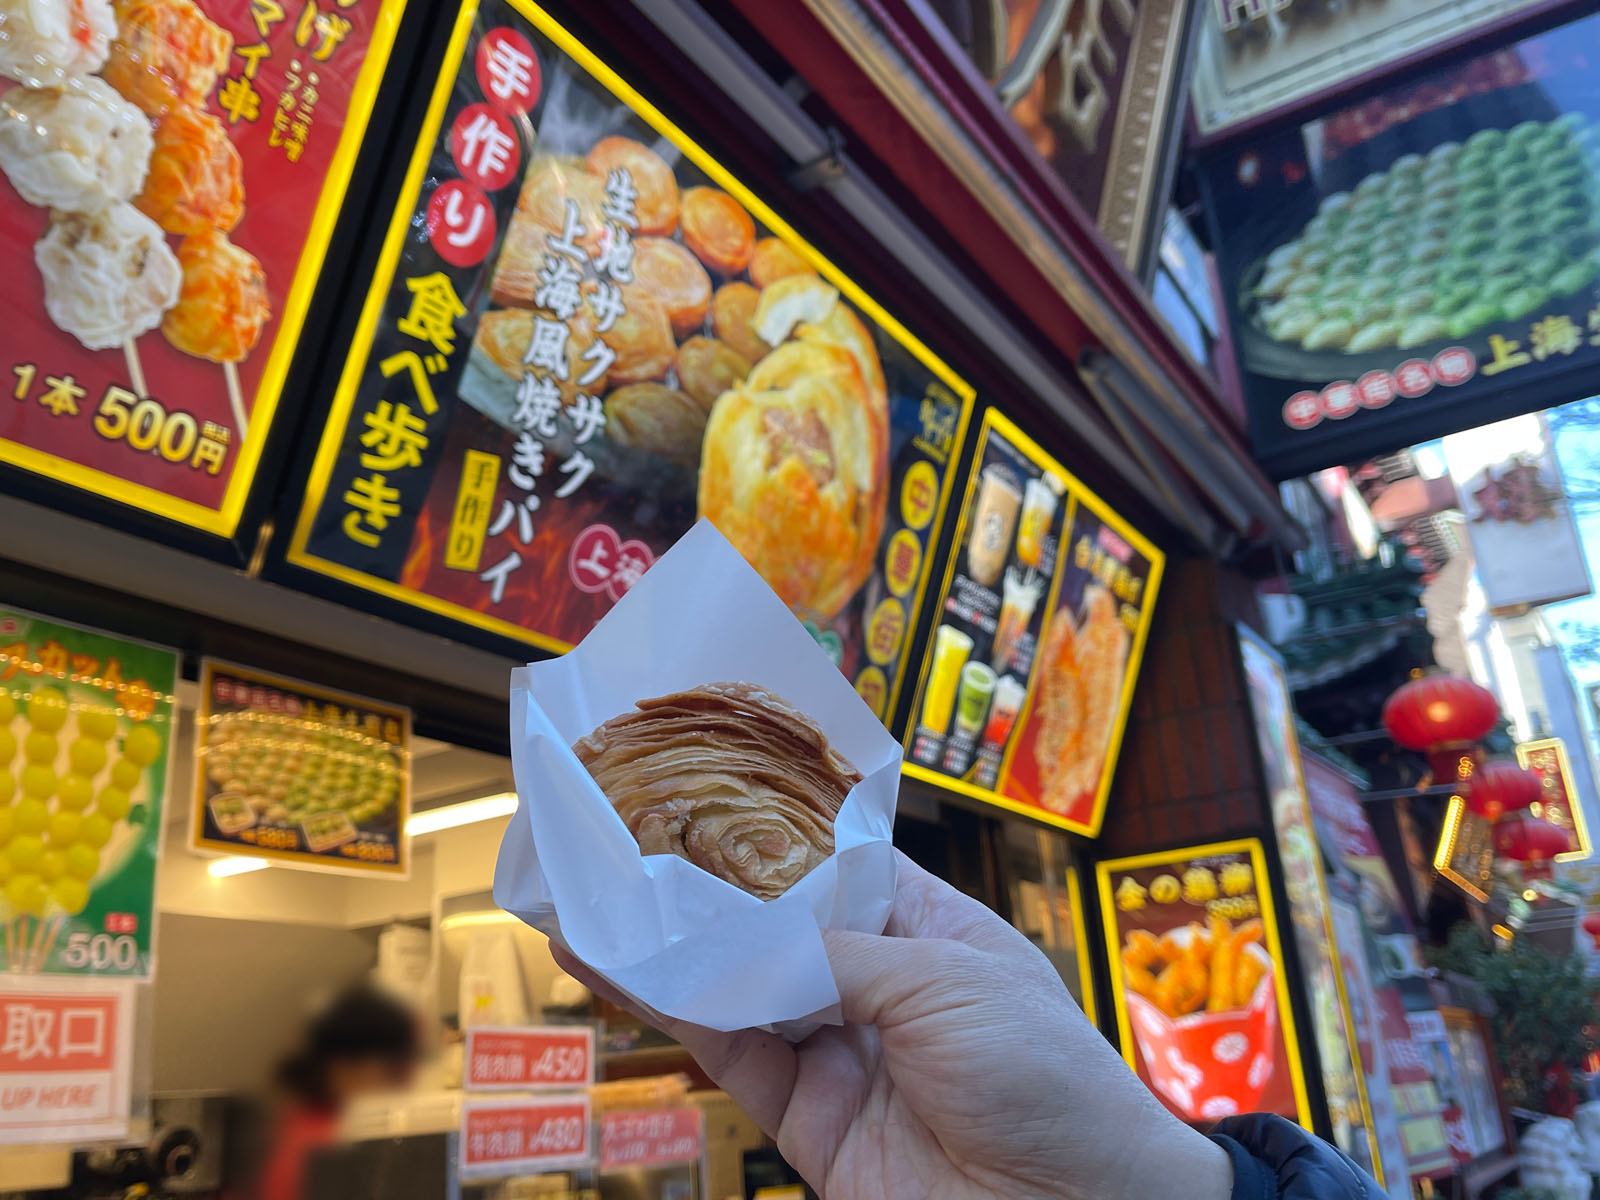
(102, 0, 232, 116)
(586, 135, 679, 236)
(161, 227, 269, 362)
(675, 335, 750, 411)
(516, 156, 606, 252)
(1033, 586, 1131, 815)
(711, 281, 771, 364)
(630, 236, 711, 338)
(575, 682, 860, 900)
(473, 307, 603, 404)
(1121, 917, 1266, 1018)
(604, 382, 706, 468)
(600, 292, 675, 385)
(748, 236, 813, 288)
(134, 105, 243, 235)
(680, 185, 755, 275)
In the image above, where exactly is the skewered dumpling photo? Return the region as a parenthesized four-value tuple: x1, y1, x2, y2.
(0, 77, 152, 211)
(101, 0, 231, 116)
(161, 228, 269, 362)
(1252, 113, 1600, 355)
(35, 203, 179, 349)
(134, 106, 242, 234)
(0, 0, 117, 87)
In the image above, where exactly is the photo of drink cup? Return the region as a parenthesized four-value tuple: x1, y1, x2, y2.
(980, 674, 1025, 752)
(921, 625, 974, 735)
(954, 662, 998, 735)
(966, 464, 1022, 587)
(991, 568, 1044, 673)
(1015, 476, 1059, 569)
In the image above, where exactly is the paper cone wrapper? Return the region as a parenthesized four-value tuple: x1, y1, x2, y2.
(495, 520, 902, 1038)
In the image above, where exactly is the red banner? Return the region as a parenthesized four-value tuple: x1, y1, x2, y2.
(460, 1096, 591, 1176)
(464, 1026, 594, 1090)
(600, 1107, 703, 1172)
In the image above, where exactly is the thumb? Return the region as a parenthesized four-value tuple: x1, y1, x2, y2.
(821, 928, 989, 1029)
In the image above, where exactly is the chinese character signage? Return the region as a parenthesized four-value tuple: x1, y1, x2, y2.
(1190, 0, 1548, 136)
(460, 1095, 591, 1178)
(192, 660, 410, 874)
(1199, 11, 1600, 479)
(0, 0, 405, 536)
(1442, 415, 1592, 613)
(0, 609, 176, 979)
(600, 1107, 703, 1173)
(902, 409, 1162, 836)
(1239, 627, 1378, 1175)
(1097, 839, 1312, 1127)
(286, 0, 973, 724)
(0, 977, 135, 1145)
(464, 1026, 593, 1091)
(1516, 738, 1593, 861)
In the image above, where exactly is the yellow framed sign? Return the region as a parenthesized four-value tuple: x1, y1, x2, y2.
(901, 408, 1163, 836)
(1096, 839, 1313, 1130)
(193, 660, 410, 876)
(1516, 738, 1594, 862)
(284, 0, 973, 724)
(0, 0, 407, 537)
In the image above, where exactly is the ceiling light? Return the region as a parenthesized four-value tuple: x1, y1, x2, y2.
(208, 856, 269, 878)
(406, 791, 517, 837)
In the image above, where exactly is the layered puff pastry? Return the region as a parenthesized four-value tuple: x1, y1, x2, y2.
(1033, 586, 1130, 815)
(586, 136, 679, 236)
(680, 186, 755, 275)
(575, 682, 859, 900)
(698, 277, 888, 620)
(473, 307, 606, 404)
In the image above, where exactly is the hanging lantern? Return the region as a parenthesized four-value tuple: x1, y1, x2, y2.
(1492, 812, 1571, 864)
(1465, 760, 1542, 823)
(1582, 912, 1600, 950)
(1382, 675, 1500, 784)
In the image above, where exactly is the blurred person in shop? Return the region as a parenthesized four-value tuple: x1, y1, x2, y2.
(555, 852, 1382, 1200)
(252, 984, 421, 1200)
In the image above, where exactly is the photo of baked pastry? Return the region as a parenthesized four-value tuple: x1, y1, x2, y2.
(574, 682, 860, 900)
(1032, 585, 1131, 815)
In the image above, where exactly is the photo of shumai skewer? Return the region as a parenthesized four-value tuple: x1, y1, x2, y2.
(1121, 916, 1266, 1018)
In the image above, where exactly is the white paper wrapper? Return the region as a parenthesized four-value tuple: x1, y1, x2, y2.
(494, 520, 902, 1038)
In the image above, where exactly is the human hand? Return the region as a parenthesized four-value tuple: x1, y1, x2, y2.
(554, 851, 1233, 1200)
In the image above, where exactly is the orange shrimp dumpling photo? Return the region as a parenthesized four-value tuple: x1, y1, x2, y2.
(162, 228, 269, 362)
(135, 106, 243, 235)
(103, 0, 232, 117)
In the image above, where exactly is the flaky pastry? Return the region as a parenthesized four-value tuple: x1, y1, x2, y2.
(675, 335, 750, 412)
(586, 136, 679, 236)
(631, 236, 711, 338)
(748, 237, 813, 288)
(710, 282, 771, 364)
(680, 186, 754, 275)
(1033, 586, 1130, 814)
(575, 683, 859, 900)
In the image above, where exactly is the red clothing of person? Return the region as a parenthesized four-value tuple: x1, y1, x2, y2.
(256, 1104, 340, 1200)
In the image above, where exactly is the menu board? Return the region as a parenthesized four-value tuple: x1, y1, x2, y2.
(285, 0, 973, 723)
(902, 409, 1162, 836)
(1097, 839, 1311, 1127)
(1200, 11, 1600, 479)
(1239, 627, 1378, 1175)
(193, 661, 410, 874)
(0, 609, 176, 979)
(0, 0, 404, 536)
(1516, 738, 1593, 860)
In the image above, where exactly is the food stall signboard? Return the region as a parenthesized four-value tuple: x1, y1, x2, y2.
(461, 1095, 591, 1178)
(286, 0, 974, 725)
(600, 1107, 704, 1172)
(0, 977, 135, 1145)
(192, 660, 410, 875)
(1199, 11, 1600, 479)
(902, 409, 1162, 836)
(0, 0, 405, 536)
(1096, 839, 1312, 1128)
(464, 1025, 593, 1090)
(0, 608, 177, 979)
(1239, 627, 1380, 1178)
(1515, 737, 1593, 861)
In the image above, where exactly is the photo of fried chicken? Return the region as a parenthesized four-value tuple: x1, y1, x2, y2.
(1033, 586, 1131, 815)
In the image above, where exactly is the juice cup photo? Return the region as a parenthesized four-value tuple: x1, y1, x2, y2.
(921, 625, 974, 735)
(991, 568, 1043, 673)
(966, 464, 1022, 587)
(980, 674, 1026, 751)
(1015, 476, 1058, 568)
(954, 662, 998, 735)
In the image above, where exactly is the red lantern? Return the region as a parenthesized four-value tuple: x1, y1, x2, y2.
(1382, 675, 1499, 784)
(1582, 912, 1600, 950)
(1465, 760, 1542, 822)
(1492, 812, 1571, 864)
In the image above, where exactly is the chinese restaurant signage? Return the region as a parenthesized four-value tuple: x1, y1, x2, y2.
(0, 978, 135, 1145)
(460, 1095, 591, 1178)
(1097, 839, 1312, 1128)
(1515, 738, 1593, 861)
(464, 1026, 593, 1091)
(0, 609, 176, 979)
(600, 1107, 703, 1172)
(1239, 628, 1378, 1175)
(192, 660, 410, 874)
(1200, 12, 1600, 479)
(901, 410, 1161, 835)
(286, 0, 973, 724)
(1190, 0, 1547, 137)
(0, 0, 405, 536)
(919, 0, 1197, 269)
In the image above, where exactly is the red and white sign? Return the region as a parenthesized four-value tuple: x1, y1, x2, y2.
(600, 1107, 704, 1172)
(460, 1096, 591, 1177)
(0, 979, 134, 1145)
(464, 1026, 594, 1091)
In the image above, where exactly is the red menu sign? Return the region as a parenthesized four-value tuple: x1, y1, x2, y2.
(460, 1096, 591, 1176)
(600, 1107, 703, 1172)
(0, 0, 404, 536)
(464, 1026, 594, 1090)
(0, 980, 134, 1145)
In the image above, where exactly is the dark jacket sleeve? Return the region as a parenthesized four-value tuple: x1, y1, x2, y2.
(1211, 1114, 1386, 1200)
